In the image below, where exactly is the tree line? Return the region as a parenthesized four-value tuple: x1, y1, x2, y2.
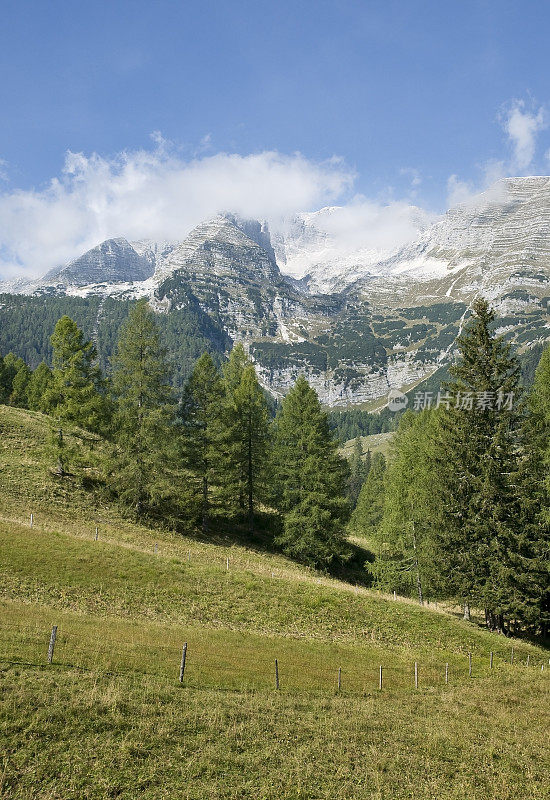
(1, 297, 548, 637)
(0, 300, 351, 570)
(349, 299, 549, 638)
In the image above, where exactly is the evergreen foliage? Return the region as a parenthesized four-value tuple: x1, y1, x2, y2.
(349, 451, 385, 537)
(180, 352, 224, 531)
(429, 299, 523, 627)
(375, 411, 434, 602)
(272, 376, 351, 568)
(44, 316, 108, 434)
(218, 347, 271, 533)
(109, 301, 179, 519)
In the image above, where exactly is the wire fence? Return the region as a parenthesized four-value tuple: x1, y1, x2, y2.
(1, 623, 547, 697)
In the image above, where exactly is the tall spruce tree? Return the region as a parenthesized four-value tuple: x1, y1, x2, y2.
(272, 375, 350, 568)
(180, 352, 224, 531)
(110, 300, 178, 519)
(431, 298, 522, 629)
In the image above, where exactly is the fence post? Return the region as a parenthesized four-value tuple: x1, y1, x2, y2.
(30, 513, 34, 528)
(337, 667, 342, 691)
(445, 663, 449, 685)
(490, 651, 493, 670)
(526, 655, 530, 667)
(414, 661, 418, 689)
(154, 543, 158, 554)
(275, 659, 279, 690)
(179, 643, 187, 683)
(468, 652, 472, 678)
(379, 665, 383, 691)
(95, 527, 98, 541)
(393, 590, 396, 601)
(226, 557, 229, 571)
(47, 625, 57, 664)
(511, 647, 514, 665)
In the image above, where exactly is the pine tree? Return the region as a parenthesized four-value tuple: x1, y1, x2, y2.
(347, 437, 367, 508)
(45, 316, 108, 433)
(431, 298, 523, 628)
(180, 352, 224, 531)
(110, 300, 178, 519)
(272, 375, 350, 569)
(349, 451, 386, 537)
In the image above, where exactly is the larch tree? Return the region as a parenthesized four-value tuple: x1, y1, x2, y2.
(180, 351, 224, 531)
(110, 300, 178, 519)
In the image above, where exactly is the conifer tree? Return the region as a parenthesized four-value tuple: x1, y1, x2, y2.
(375, 411, 434, 602)
(349, 452, 386, 537)
(213, 345, 272, 530)
(272, 375, 350, 568)
(45, 316, 107, 433)
(26, 363, 54, 412)
(180, 352, 224, 531)
(514, 345, 550, 635)
(225, 363, 271, 533)
(110, 300, 178, 519)
(431, 298, 523, 628)
(10, 360, 32, 407)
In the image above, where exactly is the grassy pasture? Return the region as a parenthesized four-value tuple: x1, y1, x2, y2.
(0, 405, 549, 799)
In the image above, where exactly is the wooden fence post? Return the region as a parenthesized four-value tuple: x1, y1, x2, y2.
(47, 625, 57, 664)
(445, 663, 449, 685)
(226, 557, 229, 571)
(275, 659, 279, 690)
(337, 667, 342, 691)
(30, 513, 34, 528)
(490, 651, 493, 670)
(414, 661, 418, 689)
(379, 665, 383, 691)
(526, 655, 530, 667)
(95, 527, 98, 541)
(179, 643, 187, 683)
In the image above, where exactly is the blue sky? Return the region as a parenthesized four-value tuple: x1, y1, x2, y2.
(1, 0, 549, 278)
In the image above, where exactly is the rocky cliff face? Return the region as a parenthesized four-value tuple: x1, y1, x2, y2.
(40, 238, 155, 288)
(0, 180, 548, 406)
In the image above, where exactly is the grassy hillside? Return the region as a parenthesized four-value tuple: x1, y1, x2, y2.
(0, 405, 548, 799)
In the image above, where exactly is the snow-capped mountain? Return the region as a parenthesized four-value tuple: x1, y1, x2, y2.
(0, 179, 548, 406)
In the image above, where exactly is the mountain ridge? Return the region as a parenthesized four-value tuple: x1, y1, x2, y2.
(0, 178, 548, 406)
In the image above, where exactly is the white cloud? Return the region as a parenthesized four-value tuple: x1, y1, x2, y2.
(501, 99, 547, 171)
(0, 143, 355, 280)
(446, 98, 548, 209)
